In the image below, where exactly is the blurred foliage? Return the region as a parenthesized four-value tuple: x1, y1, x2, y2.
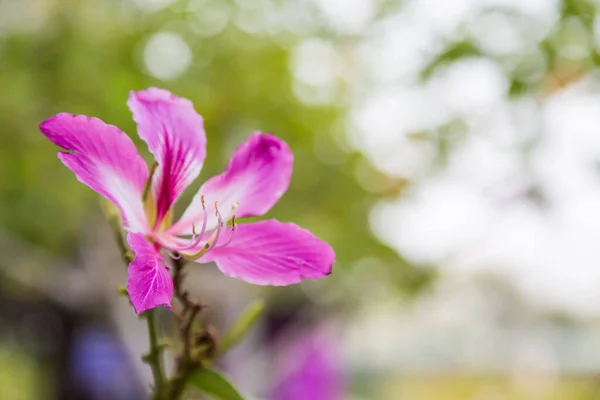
(422, 0, 599, 99)
(2, 0, 597, 303)
(187, 367, 244, 400)
(4, 0, 600, 399)
(0, 0, 430, 294)
(0, 344, 48, 400)
(381, 375, 600, 400)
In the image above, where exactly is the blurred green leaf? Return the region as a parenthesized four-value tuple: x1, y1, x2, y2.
(420, 41, 481, 80)
(187, 367, 245, 400)
(561, 0, 596, 28)
(219, 300, 265, 355)
(508, 79, 529, 98)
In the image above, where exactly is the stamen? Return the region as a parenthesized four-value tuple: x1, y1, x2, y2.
(191, 224, 198, 241)
(183, 195, 208, 250)
(207, 202, 224, 251)
(161, 200, 240, 260)
(165, 249, 181, 260)
(196, 195, 208, 237)
(215, 215, 236, 249)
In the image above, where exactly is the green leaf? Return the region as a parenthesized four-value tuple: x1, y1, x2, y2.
(219, 300, 265, 355)
(420, 40, 481, 80)
(187, 367, 246, 400)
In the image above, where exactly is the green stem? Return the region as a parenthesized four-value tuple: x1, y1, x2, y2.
(103, 201, 167, 399)
(167, 257, 206, 399)
(144, 309, 166, 400)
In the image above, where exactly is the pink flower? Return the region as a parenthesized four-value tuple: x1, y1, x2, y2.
(271, 326, 344, 400)
(40, 88, 335, 314)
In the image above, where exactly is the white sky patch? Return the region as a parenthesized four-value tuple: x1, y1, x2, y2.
(358, 0, 558, 85)
(132, 0, 175, 13)
(313, 0, 374, 34)
(480, 0, 559, 17)
(347, 0, 600, 316)
(143, 32, 192, 81)
(468, 12, 529, 57)
(292, 81, 337, 106)
(371, 178, 494, 265)
(187, 0, 230, 37)
(534, 86, 600, 207)
(343, 0, 600, 318)
(350, 58, 507, 178)
(408, 0, 474, 37)
(275, 2, 319, 37)
(445, 134, 523, 192)
(291, 38, 339, 87)
(426, 58, 509, 118)
(359, 14, 440, 84)
(365, 81, 600, 316)
(291, 38, 341, 105)
(234, 5, 266, 35)
(349, 87, 444, 178)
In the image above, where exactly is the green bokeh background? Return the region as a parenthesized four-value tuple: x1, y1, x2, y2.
(3, 0, 600, 399)
(0, 0, 427, 292)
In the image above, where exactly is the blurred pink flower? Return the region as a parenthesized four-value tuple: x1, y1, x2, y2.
(271, 327, 345, 400)
(40, 88, 335, 314)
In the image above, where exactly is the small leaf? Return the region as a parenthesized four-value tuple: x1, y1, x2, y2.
(187, 367, 245, 400)
(219, 300, 265, 355)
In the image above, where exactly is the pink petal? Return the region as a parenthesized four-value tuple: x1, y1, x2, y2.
(39, 113, 149, 232)
(171, 132, 293, 235)
(128, 88, 207, 225)
(126, 233, 173, 314)
(199, 220, 335, 285)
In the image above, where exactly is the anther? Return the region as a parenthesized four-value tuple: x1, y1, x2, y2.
(215, 215, 236, 249)
(165, 199, 239, 259)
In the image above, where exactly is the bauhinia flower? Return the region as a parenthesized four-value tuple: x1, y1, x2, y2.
(40, 88, 335, 314)
(271, 326, 344, 400)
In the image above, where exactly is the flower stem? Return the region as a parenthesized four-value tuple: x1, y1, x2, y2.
(167, 257, 211, 399)
(144, 308, 166, 400)
(105, 205, 167, 400)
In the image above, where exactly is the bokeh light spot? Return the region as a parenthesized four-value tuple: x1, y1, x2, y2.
(143, 32, 192, 81)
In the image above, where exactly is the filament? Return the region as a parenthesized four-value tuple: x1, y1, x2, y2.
(215, 216, 236, 249)
(165, 249, 181, 260)
(207, 202, 224, 251)
(162, 199, 239, 258)
(173, 195, 208, 252)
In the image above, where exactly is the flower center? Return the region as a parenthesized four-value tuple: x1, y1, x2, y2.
(142, 163, 175, 232)
(162, 195, 238, 260)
